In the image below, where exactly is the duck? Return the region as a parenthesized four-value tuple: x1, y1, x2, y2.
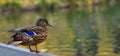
(7, 18, 53, 53)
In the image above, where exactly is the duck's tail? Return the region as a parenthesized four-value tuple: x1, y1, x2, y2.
(7, 41, 22, 45)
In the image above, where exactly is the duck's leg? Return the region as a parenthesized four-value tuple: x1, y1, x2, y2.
(28, 45, 32, 52)
(35, 44, 40, 53)
(28, 45, 36, 52)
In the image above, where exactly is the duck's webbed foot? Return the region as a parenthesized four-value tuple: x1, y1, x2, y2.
(30, 50, 40, 53)
(35, 50, 40, 53)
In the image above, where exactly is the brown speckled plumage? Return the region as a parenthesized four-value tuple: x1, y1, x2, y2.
(8, 18, 53, 53)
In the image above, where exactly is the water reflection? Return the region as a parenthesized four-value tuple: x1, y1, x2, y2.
(0, 5, 120, 56)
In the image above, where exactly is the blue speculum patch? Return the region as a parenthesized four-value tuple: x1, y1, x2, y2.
(25, 31, 35, 35)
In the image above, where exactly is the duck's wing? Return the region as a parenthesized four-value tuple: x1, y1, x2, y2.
(8, 28, 26, 34)
(24, 26, 48, 37)
(8, 26, 46, 36)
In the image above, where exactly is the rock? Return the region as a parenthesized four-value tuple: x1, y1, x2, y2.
(0, 43, 56, 56)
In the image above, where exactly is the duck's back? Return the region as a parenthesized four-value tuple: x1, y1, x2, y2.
(12, 26, 48, 46)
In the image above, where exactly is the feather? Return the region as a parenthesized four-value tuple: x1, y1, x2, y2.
(24, 31, 36, 36)
(8, 28, 25, 33)
(7, 41, 22, 45)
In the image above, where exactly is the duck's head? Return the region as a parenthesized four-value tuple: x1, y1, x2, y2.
(36, 18, 54, 27)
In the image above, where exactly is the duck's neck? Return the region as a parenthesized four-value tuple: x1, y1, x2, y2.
(36, 22, 47, 30)
(38, 25, 47, 30)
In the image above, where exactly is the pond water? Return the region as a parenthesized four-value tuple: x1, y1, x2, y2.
(0, 5, 120, 56)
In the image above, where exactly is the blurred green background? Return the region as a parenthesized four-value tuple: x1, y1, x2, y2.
(0, 0, 120, 56)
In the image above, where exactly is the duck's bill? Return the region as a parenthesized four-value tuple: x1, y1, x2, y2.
(48, 24, 55, 28)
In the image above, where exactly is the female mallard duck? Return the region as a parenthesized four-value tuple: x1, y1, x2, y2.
(8, 18, 53, 53)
